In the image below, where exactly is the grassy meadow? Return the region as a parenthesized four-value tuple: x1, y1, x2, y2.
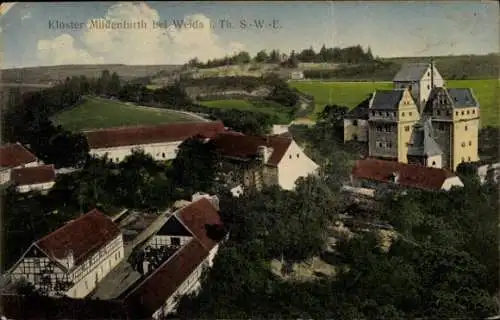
(52, 97, 202, 131)
(199, 99, 293, 124)
(290, 79, 499, 127)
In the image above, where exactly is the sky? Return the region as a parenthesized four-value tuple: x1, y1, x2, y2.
(0, 1, 498, 68)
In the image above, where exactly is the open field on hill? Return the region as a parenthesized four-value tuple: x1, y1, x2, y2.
(199, 99, 293, 124)
(52, 97, 201, 131)
(290, 79, 499, 127)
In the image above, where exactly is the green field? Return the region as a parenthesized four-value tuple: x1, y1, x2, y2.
(199, 99, 292, 124)
(290, 79, 499, 127)
(52, 97, 201, 131)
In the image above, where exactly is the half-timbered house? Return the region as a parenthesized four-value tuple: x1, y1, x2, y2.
(7, 209, 124, 298)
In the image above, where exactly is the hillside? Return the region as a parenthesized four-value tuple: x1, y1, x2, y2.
(0, 64, 182, 85)
(51, 96, 203, 132)
(160, 54, 498, 82)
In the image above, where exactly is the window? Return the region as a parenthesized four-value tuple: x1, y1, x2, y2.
(432, 161, 436, 166)
(352, 120, 358, 126)
(461, 142, 466, 148)
(402, 112, 405, 117)
(296, 153, 299, 158)
(427, 85, 430, 89)
(353, 134, 358, 141)
(447, 110, 451, 116)
(438, 123, 445, 131)
(385, 112, 390, 117)
(377, 141, 383, 148)
(404, 126, 410, 132)
(436, 110, 441, 116)
(378, 112, 382, 116)
(456, 111, 459, 116)
(468, 157, 471, 161)
(384, 125, 391, 133)
(387, 141, 393, 148)
(372, 111, 375, 116)
(162, 152, 165, 158)
(115, 158, 119, 162)
(376, 126, 382, 132)
(85, 281, 89, 290)
(461, 157, 465, 162)
(465, 125, 468, 131)
(467, 110, 470, 115)
(472, 109, 476, 114)
(427, 72, 430, 76)
(409, 112, 413, 116)
(289, 155, 292, 159)
(469, 141, 472, 146)
(461, 111, 464, 115)
(171, 237, 181, 246)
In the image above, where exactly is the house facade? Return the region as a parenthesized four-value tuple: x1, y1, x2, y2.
(84, 121, 226, 162)
(122, 195, 226, 319)
(349, 158, 464, 193)
(10, 164, 56, 193)
(7, 209, 124, 298)
(212, 132, 319, 191)
(0, 143, 39, 185)
(344, 61, 479, 171)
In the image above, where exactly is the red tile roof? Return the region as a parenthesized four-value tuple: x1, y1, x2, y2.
(123, 239, 209, 317)
(11, 164, 56, 186)
(176, 197, 224, 250)
(212, 132, 292, 166)
(352, 158, 457, 190)
(36, 209, 121, 270)
(84, 121, 226, 149)
(0, 143, 37, 168)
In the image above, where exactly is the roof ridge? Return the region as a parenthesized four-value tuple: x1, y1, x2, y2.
(122, 237, 206, 300)
(35, 209, 105, 245)
(83, 120, 221, 133)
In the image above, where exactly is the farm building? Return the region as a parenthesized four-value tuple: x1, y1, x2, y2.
(212, 131, 319, 191)
(5, 209, 124, 299)
(84, 121, 226, 162)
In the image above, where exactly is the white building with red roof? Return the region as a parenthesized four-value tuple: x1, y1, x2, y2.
(0, 143, 40, 184)
(212, 132, 319, 192)
(7, 209, 124, 298)
(84, 121, 226, 162)
(10, 164, 56, 193)
(349, 158, 464, 195)
(120, 194, 226, 319)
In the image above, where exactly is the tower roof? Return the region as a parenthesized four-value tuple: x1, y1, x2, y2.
(370, 90, 404, 110)
(393, 63, 430, 82)
(407, 117, 443, 157)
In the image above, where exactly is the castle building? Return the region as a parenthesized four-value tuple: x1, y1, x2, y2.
(344, 61, 479, 171)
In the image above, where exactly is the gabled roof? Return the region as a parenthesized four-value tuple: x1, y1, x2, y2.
(156, 215, 192, 237)
(407, 118, 443, 157)
(352, 158, 457, 191)
(393, 63, 430, 82)
(370, 90, 404, 110)
(447, 88, 479, 108)
(123, 239, 209, 318)
(0, 143, 37, 169)
(84, 121, 226, 149)
(175, 197, 225, 250)
(212, 132, 292, 166)
(36, 209, 121, 271)
(345, 95, 371, 119)
(11, 164, 56, 186)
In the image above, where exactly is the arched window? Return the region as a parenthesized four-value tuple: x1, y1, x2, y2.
(162, 152, 166, 158)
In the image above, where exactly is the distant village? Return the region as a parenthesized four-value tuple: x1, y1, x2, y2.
(0, 61, 498, 319)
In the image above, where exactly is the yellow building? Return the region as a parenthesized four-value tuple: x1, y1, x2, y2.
(344, 61, 480, 171)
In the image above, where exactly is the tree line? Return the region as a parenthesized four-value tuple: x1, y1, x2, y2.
(187, 44, 375, 69)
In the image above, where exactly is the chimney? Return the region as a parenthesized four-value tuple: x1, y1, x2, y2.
(391, 172, 400, 184)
